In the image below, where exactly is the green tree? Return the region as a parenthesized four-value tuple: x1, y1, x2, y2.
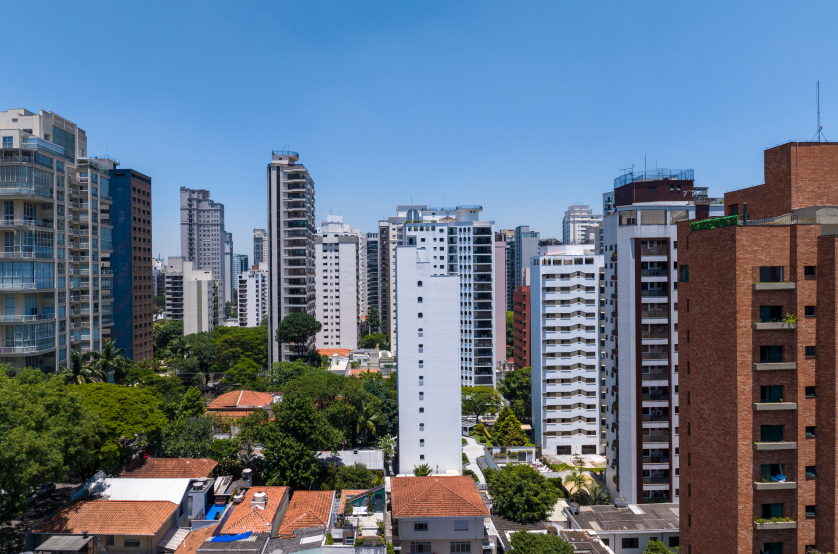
(461, 386, 502, 422)
(506, 310, 514, 357)
(366, 307, 381, 334)
(91, 339, 129, 384)
(413, 464, 433, 476)
(213, 326, 269, 370)
(362, 373, 398, 436)
(0, 370, 102, 524)
(57, 350, 102, 384)
(261, 430, 320, 490)
(331, 463, 376, 493)
(154, 320, 184, 353)
(125, 364, 185, 418)
(564, 466, 589, 493)
(75, 383, 169, 469)
(274, 392, 343, 451)
(222, 357, 263, 389)
(179, 387, 205, 418)
(492, 407, 529, 446)
(375, 434, 396, 461)
(208, 438, 241, 477)
(267, 360, 321, 388)
(275, 312, 322, 361)
(499, 367, 531, 423)
(355, 399, 386, 446)
(162, 335, 192, 361)
(161, 417, 214, 458)
(574, 483, 612, 506)
(185, 332, 219, 372)
(360, 333, 390, 350)
(509, 531, 573, 554)
(643, 539, 676, 554)
(490, 464, 559, 523)
(153, 295, 165, 311)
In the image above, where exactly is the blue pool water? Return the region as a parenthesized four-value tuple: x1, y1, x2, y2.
(205, 505, 225, 520)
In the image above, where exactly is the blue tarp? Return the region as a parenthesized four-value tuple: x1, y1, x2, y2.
(210, 532, 252, 542)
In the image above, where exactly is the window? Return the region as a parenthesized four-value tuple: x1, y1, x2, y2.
(806, 426, 816, 437)
(806, 465, 817, 477)
(806, 386, 816, 397)
(761, 503, 784, 519)
(124, 538, 141, 548)
(760, 345, 783, 363)
(760, 385, 783, 403)
(105, 536, 114, 546)
(417, 297, 423, 302)
(418, 312, 423, 318)
(622, 538, 639, 549)
(670, 209, 689, 224)
(729, 204, 739, 216)
(669, 537, 679, 548)
(414, 523, 428, 532)
(762, 543, 782, 554)
(417, 280, 423, 286)
(454, 520, 469, 531)
(1, 137, 12, 148)
(679, 265, 689, 283)
(760, 425, 784, 442)
(619, 210, 637, 226)
(759, 266, 784, 282)
(410, 543, 431, 554)
(450, 542, 471, 553)
(640, 209, 666, 225)
(806, 505, 817, 517)
(804, 265, 816, 277)
(805, 305, 816, 317)
(806, 346, 816, 358)
(759, 306, 782, 322)
(419, 407, 424, 413)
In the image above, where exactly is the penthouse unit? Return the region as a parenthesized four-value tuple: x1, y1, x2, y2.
(180, 188, 226, 298)
(315, 215, 360, 350)
(395, 245, 460, 474)
(564, 204, 603, 246)
(267, 151, 315, 364)
(679, 142, 838, 554)
(531, 245, 605, 456)
(107, 166, 153, 360)
(237, 263, 268, 328)
(253, 228, 268, 266)
(602, 168, 724, 505)
(0, 109, 116, 370)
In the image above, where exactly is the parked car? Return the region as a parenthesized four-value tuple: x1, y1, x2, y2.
(36, 482, 56, 497)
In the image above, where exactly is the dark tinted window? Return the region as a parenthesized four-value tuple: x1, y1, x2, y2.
(760, 345, 783, 362)
(759, 266, 784, 282)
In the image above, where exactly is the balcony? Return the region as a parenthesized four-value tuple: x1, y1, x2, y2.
(642, 456, 670, 464)
(753, 282, 796, 291)
(753, 442, 797, 451)
(0, 219, 53, 229)
(753, 481, 796, 491)
(752, 321, 797, 331)
(753, 402, 797, 411)
(641, 372, 669, 381)
(752, 362, 796, 371)
(0, 185, 53, 199)
(642, 434, 670, 444)
(0, 314, 55, 322)
(641, 414, 670, 422)
(753, 520, 796, 531)
(0, 344, 55, 355)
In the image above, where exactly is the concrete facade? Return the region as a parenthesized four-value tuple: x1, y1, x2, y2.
(315, 215, 360, 350)
(223, 231, 233, 304)
(563, 204, 603, 246)
(238, 263, 268, 328)
(396, 246, 460, 475)
(365, 232, 380, 323)
(253, 228, 268, 266)
(180, 188, 226, 303)
(182, 260, 219, 336)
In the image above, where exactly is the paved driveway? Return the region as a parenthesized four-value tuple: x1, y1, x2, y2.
(0, 483, 78, 554)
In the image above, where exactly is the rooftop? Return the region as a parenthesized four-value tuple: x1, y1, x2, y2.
(566, 503, 679, 532)
(614, 169, 694, 188)
(173, 525, 218, 554)
(34, 535, 94, 552)
(197, 533, 269, 553)
(317, 449, 385, 471)
(207, 390, 275, 411)
(32, 500, 178, 536)
(116, 457, 218, 479)
(390, 476, 489, 518)
(277, 490, 335, 538)
(220, 486, 289, 534)
(264, 526, 328, 554)
(87, 477, 192, 504)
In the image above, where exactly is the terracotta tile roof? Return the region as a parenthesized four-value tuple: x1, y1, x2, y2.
(207, 390, 273, 411)
(208, 410, 257, 420)
(391, 476, 489, 518)
(277, 491, 335, 537)
(220, 486, 289, 534)
(317, 348, 353, 358)
(349, 367, 379, 376)
(174, 524, 218, 554)
(116, 458, 218, 479)
(32, 500, 177, 536)
(338, 489, 369, 515)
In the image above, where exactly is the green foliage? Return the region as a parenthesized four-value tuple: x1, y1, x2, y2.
(499, 367, 532, 424)
(492, 406, 529, 446)
(325, 532, 334, 546)
(332, 463, 376, 493)
(261, 430, 320, 490)
(208, 438, 242, 477)
(463, 469, 479, 483)
(57, 351, 103, 384)
(267, 360, 322, 389)
(179, 387, 205, 418)
(125, 364, 185, 418)
(273, 392, 344, 451)
(153, 295, 165, 310)
(462, 438, 467, 446)
(490, 464, 560, 523)
(222, 357, 263, 389)
(75, 383, 169, 469)
(386, 543, 396, 554)
(212, 326, 269, 370)
(689, 214, 739, 231)
(360, 333, 390, 350)
(461, 386, 502, 421)
(506, 310, 514, 346)
(0, 370, 102, 524)
(184, 332, 219, 372)
(574, 483, 613, 506)
(483, 467, 498, 489)
(413, 464, 433, 476)
(161, 417, 214, 458)
(90, 339, 130, 384)
(361, 372, 398, 437)
(154, 319, 184, 353)
(355, 399, 386, 444)
(644, 538, 677, 554)
(366, 307, 381, 334)
(375, 434, 396, 461)
(462, 452, 469, 464)
(509, 531, 573, 554)
(275, 312, 322, 361)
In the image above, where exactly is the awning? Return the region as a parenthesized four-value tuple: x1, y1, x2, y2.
(210, 532, 252, 542)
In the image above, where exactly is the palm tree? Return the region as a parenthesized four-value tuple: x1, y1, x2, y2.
(165, 337, 192, 360)
(57, 350, 102, 384)
(574, 484, 613, 506)
(355, 400, 386, 446)
(564, 466, 589, 494)
(92, 339, 129, 383)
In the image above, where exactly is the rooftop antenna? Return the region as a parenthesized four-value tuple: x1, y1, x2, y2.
(813, 81, 828, 142)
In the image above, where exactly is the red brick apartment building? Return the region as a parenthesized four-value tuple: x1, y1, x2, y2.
(513, 285, 531, 369)
(679, 142, 838, 554)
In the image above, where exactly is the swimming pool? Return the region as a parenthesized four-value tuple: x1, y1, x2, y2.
(204, 504, 225, 521)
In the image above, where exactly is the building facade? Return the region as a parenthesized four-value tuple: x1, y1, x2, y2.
(238, 263, 268, 328)
(530, 245, 605, 456)
(514, 225, 540, 291)
(253, 228, 268, 266)
(0, 109, 115, 370)
(267, 151, 315, 364)
(563, 205, 603, 245)
(223, 231, 233, 304)
(494, 233, 508, 365)
(602, 168, 724, 505)
(315, 215, 360, 350)
(108, 166, 153, 360)
(395, 245, 460, 474)
(181, 260, 219, 335)
(680, 142, 838, 554)
(365, 232, 379, 323)
(180, 188, 227, 303)
(512, 285, 531, 370)
(498, 229, 514, 311)
(232, 254, 248, 281)
(164, 257, 184, 321)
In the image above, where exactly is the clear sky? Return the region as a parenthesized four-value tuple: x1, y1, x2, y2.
(5, 1, 838, 261)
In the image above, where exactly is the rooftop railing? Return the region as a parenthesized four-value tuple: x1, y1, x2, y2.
(614, 168, 694, 188)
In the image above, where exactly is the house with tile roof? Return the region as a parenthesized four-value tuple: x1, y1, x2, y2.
(207, 390, 278, 436)
(265, 490, 336, 554)
(389, 476, 495, 554)
(32, 500, 179, 553)
(116, 457, 218, 479)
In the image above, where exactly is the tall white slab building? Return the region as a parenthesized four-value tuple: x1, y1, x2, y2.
(182, 260, 219, 336)
(396, 245, 460, 475)
(315, 215, 360, 350)
(180, 188, 227, 300)
(238, 262, 268, 328)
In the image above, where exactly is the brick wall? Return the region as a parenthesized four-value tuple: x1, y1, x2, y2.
(513, 285, 530, 369)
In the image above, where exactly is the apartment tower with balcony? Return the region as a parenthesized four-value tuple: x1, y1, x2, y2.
(530, 245, 605, 455)
(107, 166, 153, 360)
(164, 257, 184, 321)
(223, 231, 233, 304)
(602, 168, 724, 505)
(0, 109, 115, 369)
(315, 215, 360, 350)
(267, 151, 315, 364)
(238, 262, 268, 328)
(365, 232, 380, 322)
(563, 205, 603, 246)
(680, 142, 838, 554)
(253, 228, 268, 266)
(180, 188, 227, 304)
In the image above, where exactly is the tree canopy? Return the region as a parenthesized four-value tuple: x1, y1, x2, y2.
(161, 417, 214, 458)
(461, 386, 502, 422)
(492, 407, 529, 446)
(179, 387, 205, 418)
(509, 531, 574, 554)
(643, 539, 677, 554)
(490, 464, 560, 523)
(360, 333, 390, 350)
(499, 367, 532, 424)
(275, 312, 322, 361)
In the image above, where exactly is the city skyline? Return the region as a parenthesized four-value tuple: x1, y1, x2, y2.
(4, 2, 837, 264)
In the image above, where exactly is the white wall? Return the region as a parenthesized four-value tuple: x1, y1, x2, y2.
(396, 246, 461, 475)
(183, 261, 216, 336)
(316, 236, 359, 350)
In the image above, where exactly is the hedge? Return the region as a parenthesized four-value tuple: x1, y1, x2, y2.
(690, 214, 739, 231)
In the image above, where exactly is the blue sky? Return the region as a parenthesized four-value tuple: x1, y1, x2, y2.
(5, 1, 837, 261)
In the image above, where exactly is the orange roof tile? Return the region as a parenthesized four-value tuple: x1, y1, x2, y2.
(338, 489, 369, 515)
(116, 458, 218, 478)
(220, 486, 289, 534)
(391, 476, 489, 518)
(317, 348, 353, 358)
(208, 390, 274, 411)
(174, 524, 218, 554)
(277, 491, 335, 537)
(33, 500, 178, 536)
(349, 367, 380, 376)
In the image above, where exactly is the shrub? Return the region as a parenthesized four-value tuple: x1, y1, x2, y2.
(462, 453, 469, 464)
(462, 438, 467, 446)
(463, 469, 479, 483)
(413, 463, 433, 476)
(491, 464, 559, 523)
(689, 214, 739, 232)
(325, 532, 334, 545)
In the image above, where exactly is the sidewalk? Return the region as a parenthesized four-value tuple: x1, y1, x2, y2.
(462, 436, 488, 484)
